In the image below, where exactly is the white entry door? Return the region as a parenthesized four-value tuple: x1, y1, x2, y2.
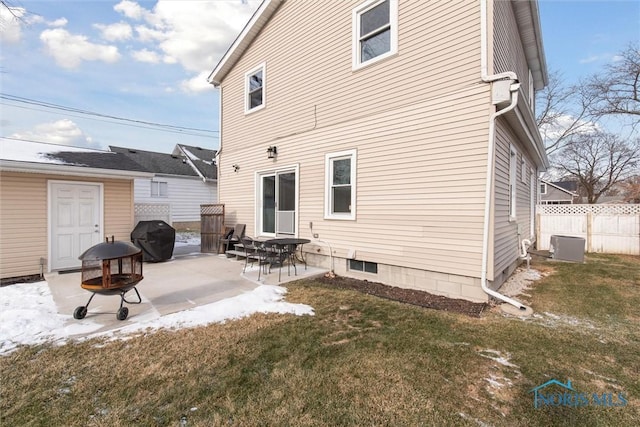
(50, 182, 102, 271)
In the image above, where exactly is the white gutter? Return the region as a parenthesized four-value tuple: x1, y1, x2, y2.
(479, 0, 528, 311)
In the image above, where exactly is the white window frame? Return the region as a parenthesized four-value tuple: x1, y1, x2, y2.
(352, 0, 398, 70)
(325, 149, 357, 220)
(151, 180, 168, 198)
(540, 182, 548, 195)
(244, 62, 266, 114)
(509, 144, 517, 221)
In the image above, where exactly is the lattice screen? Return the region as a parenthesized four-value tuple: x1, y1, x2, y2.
(537, 204, 640, 215)
(201, 204, 224, 215)
(134, 203, 171, 224)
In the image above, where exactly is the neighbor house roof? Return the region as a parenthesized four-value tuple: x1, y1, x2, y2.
(172, 144, 217, 180)
(0, 139, 152, 179)
(542, 179, 578, 196)
(110, 145, 216, 181)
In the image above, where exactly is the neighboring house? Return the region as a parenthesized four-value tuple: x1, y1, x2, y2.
(0, 140, 151, 282)
(540, 180, 579, 204)
(208, 0, 548, 303)
(110, 145, 217, 230)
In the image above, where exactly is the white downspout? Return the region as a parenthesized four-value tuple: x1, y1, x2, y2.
(480, 0, 528, 311)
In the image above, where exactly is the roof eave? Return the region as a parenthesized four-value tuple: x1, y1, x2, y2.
(0, 160, 153, 179)
(208, 0, 283, 86)
(512, 0, 548, 90)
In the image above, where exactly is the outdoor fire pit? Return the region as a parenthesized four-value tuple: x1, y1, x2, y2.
(74, 236, 144, 321)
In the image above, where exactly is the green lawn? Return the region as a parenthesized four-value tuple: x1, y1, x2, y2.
(1, 254, 638, 426)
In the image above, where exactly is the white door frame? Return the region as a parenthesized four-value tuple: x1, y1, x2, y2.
(48, 180, 104, 272)
(254, 164, 299, 238)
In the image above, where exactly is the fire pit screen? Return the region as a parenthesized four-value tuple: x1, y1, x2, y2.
(74, 236, 144, 321)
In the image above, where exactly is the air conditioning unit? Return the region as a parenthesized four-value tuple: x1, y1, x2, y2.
(549, 235, 585, 263)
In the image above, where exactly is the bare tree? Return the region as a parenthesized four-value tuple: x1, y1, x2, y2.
(618, 175, 640, 203)
(536, 71, 598, 156)
(556, 132, 640, 203)
(587, 43, 640, 125)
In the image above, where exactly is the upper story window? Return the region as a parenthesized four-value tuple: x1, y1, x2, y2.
(352, 0, 398, 70)
(325, 149, 357, 220)
(245, 63, 265, 114)
(151, 180, 168, 198)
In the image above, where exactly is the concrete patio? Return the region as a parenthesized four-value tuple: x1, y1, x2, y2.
(45, 248, 326, 337)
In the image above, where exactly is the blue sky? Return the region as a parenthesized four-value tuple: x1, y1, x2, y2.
(1, 1, 638, 154)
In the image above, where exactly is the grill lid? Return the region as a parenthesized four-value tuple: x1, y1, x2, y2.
(79, 237, 141, 261)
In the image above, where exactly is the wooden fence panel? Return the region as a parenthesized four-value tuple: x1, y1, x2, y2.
(536, 204, 640, 255)
(201, 204, 225, 254)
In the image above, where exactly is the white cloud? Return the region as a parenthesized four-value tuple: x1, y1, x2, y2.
(0, 5, 26, 44)
(94, 21, 133, 42)
(134, 24, 165, 42)
(10, 119, 98, 148)
(131, 48, 161, 63)
(48, 18, 68, 27)
(539, 113, 600, 143)
(114, 0, 148, 21)
(117, 0, 260, 79)
(40, 28, 120, 69)
(180, 71, 216, 93)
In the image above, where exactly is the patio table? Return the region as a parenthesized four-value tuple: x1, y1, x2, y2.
(262, 238, 311, 281)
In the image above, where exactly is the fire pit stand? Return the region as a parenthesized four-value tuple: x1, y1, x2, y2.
(74, 237, 144, 321)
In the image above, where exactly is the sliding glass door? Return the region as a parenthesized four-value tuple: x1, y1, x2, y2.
(259, 169, 296, 236)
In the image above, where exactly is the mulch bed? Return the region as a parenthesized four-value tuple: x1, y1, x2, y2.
(315, 274, 487, 318)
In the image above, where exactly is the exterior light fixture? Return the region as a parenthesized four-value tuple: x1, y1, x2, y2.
(267, 146, 277, 159)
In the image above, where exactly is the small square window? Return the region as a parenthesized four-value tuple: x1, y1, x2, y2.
(352, 0, 398, 69)
(349, 259, 378, 274)
(151, 181, 167, 198)
(245, 63, 265, 113)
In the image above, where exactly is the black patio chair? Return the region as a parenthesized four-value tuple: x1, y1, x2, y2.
(241, 237, 266, 278)
(221, 223, 246, 256)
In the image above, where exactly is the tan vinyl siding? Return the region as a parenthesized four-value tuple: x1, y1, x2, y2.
(493, 0, 532, 106)
(0, 172, 134, 279)
(0, 172, 48, 279)
(492, 117, 535, 283)
(220, 0, 483, 150)
(221, 82, 491, 278)
(103, 179, 135, 241)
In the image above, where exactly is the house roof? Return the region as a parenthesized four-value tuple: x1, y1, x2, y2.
(110, 145, 217, 180)
(172, 144, 217, 180)
(208, 0, 548, 89)
(542, 179, 578, 196)
(0, 139, 152, 179)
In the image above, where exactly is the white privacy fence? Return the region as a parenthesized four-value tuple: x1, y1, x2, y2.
(536, 204, 640, 255)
